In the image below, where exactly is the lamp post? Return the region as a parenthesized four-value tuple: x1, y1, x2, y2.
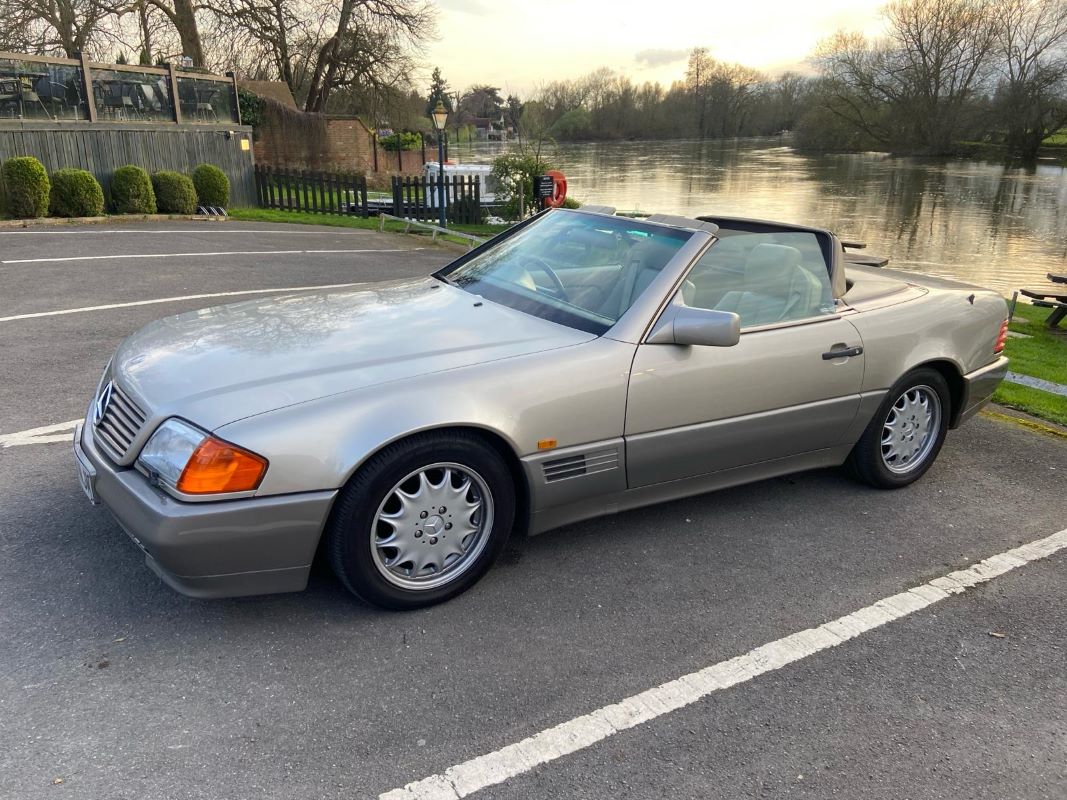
(430, 100, 449, 227)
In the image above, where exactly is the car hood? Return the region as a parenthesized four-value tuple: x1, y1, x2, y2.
(114, 277, 595, 431)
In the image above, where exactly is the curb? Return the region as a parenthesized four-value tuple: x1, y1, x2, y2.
(982, 404, 1067, 440)
(0, 214, 229, 229)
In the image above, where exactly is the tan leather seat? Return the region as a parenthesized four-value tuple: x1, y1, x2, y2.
(713, 243, 826, 326)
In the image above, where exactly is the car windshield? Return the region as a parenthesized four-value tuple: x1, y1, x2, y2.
(437, 210, 692, 334)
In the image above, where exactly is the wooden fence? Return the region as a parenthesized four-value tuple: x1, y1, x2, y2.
(255, 165, 368, 216)
(391, 175, 482, 225)
(0, 121, 256, 206)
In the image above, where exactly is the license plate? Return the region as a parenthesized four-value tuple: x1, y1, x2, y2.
(73, 425, 99, 505)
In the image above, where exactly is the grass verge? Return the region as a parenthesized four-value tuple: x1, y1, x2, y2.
(992, 301, 1067, 426)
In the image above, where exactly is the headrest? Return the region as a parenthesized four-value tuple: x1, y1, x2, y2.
(744, 243, 802, 284)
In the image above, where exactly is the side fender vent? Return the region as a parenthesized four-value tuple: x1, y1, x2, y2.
(543, 448, 619, 483)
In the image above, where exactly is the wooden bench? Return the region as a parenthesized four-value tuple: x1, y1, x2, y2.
(1020, 286, 1067, 328)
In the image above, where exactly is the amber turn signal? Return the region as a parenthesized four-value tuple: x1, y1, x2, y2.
(176, 436, 268, 494)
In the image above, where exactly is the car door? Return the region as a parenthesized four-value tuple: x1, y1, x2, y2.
(624, 230, 865, 488)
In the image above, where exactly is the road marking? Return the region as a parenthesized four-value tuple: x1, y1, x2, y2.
(1, 248, 418, 265)
(380, 527, 1067, 800)
(0, 282, 366, 323)
(1, 419, 81, 447)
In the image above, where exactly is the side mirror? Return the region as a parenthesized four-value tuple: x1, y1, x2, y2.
(646, 304, 740, 347)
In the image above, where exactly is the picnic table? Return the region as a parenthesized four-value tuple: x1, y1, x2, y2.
(1019, 283, 1067, 328)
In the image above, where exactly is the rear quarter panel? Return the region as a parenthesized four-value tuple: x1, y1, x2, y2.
(848, 288, 1008, 391)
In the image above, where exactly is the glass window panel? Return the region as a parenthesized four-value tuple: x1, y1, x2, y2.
(91, 69, 174, 122)
(176, 76, 237, 124)
(683, 230, 836, 328)
(442, 211, 691, 334)
(0, 57, 88, 121)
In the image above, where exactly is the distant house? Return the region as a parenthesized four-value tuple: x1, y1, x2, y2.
(465, 115, 508, 140)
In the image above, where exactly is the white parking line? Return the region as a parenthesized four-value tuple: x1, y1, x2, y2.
(380, 527, 1067, 800)
(1, 419, 81, 447)
(1, 248, 417, 265)
(0, 282, 366, 323)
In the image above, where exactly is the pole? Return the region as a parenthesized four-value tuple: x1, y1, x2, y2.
(437, 130, 446, 228)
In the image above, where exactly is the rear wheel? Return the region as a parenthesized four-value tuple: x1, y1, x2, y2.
(846, 367, 950, 489)
(326, 432, 515, 609)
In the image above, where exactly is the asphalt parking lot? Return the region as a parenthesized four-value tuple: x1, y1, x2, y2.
(1, 220, 1065, 800)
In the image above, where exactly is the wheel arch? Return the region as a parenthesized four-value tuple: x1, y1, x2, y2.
(334, 423, 531, 541)
(911, 358, 965, 428)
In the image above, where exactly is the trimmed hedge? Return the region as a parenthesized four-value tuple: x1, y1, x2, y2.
(192, 164, 230, 208)
(1, 156, 50, 219)
(111, 165, 156, 214)
(151, 171, 198, 214)
(49, 168, 105, 218)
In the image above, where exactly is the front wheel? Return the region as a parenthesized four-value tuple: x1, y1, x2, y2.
(326, 432, 515, 610)
(846, 368, 951, 489)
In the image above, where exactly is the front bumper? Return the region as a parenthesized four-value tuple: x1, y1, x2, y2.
(74, 420, 337, 598)
(954, 355, 1010, 427)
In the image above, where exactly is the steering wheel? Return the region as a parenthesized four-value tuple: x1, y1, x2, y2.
(519, 255, 568, 301)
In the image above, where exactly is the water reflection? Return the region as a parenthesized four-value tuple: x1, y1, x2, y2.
(452, 138, 1067, 293)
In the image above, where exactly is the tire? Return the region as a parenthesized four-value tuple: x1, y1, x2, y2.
(846, 367, 951, 489)
(326, 431, 516, 610)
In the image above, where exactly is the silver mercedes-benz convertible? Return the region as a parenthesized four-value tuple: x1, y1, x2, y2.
(74, 208, 1009, 608)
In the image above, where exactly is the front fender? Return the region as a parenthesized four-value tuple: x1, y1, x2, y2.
(215, 338, 635, 496)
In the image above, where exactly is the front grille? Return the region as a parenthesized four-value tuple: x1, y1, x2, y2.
(93, 383, 147, 461)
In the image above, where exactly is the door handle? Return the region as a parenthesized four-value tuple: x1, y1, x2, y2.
(822, 345, 863, 360)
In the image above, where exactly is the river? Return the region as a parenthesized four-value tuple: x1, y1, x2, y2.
(450, 137, 1067, 294)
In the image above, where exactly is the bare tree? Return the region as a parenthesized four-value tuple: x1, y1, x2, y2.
(0, 0, 132, 57)
(991, 0, 1067, 159)
(302, 0, 433, 113)
(144, 0, 205, 64)
(816, 0, 997, 152)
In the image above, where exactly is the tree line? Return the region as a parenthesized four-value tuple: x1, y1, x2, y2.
(432, 0, 1067, 160)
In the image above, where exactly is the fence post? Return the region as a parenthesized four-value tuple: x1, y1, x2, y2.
(372, 133, 379, 172)
(391, 176, 400, 216)
(76, 51, 97, 123)
(227, 70, 241, 125)
(474, 178, 481, 226)
(420, 132, 426, 166)
(167, 63, 182, 124)
(262, 166, 271, 208)
(360, 175, 368, 217)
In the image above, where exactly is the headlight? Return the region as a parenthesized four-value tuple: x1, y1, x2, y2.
(138, 419, 268, 496)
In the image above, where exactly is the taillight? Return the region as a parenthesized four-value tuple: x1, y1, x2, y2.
(994, 318, 1008, 355)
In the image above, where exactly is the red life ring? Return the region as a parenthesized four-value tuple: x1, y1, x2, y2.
(544, 170, 568, 207)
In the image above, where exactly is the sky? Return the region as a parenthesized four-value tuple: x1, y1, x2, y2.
(424, 0, 887, 97)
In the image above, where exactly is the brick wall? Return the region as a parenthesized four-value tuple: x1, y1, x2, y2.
(252, 114, 426, 177)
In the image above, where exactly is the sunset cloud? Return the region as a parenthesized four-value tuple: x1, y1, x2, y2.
(634, 48, 690, 69)
(425, 0, 885, 94)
